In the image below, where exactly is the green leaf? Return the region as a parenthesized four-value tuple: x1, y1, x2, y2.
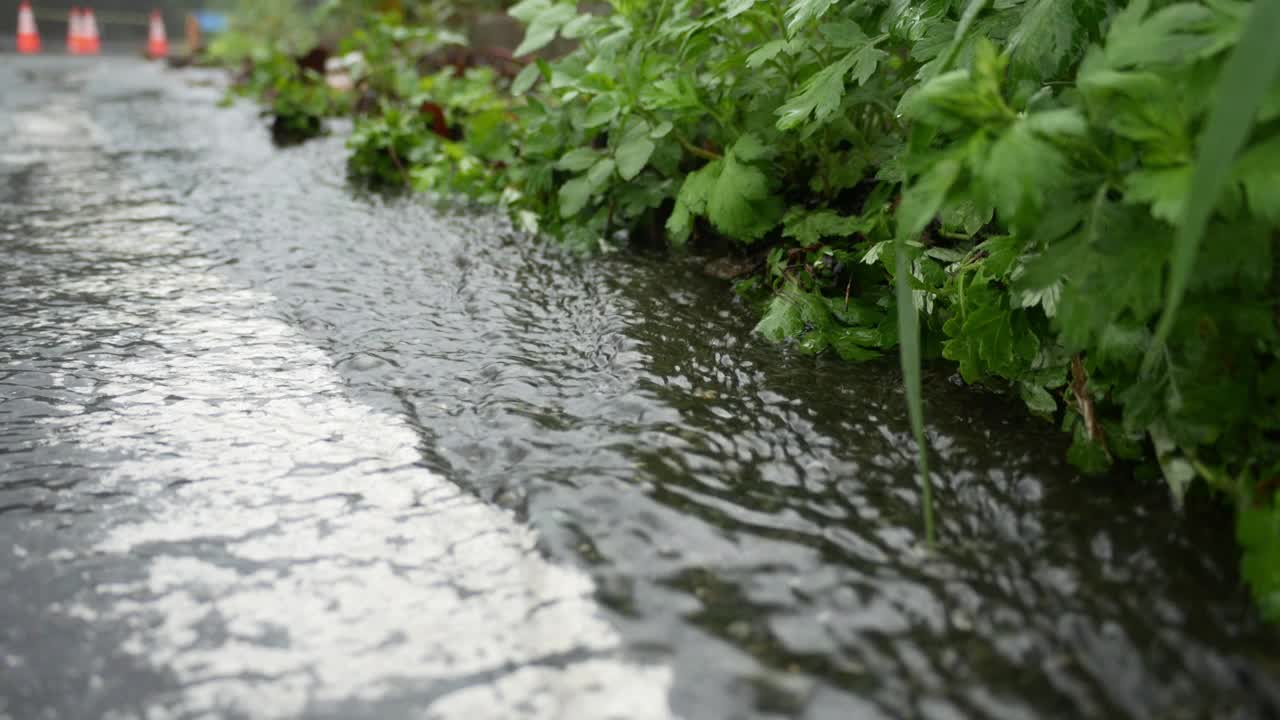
(941, 278, 1023, 382)
(587, 157, 616, 189)
(666, 161, 721, 244)
(723, 0, 758, 19)
(558, 176, 592, 217)
(731, 133, 771, 162)
(666, 203, 693, 245)
(776, 58, 850, 131)
(1235, 134, 1280, 224)
(557, 147, 600, 171)
(848, 44, 889, 87)
(936, 0, 991, 77)
(1006, 0, 1080, 77)
(560, 13, 597, 39)
(583, 94, 621, 128)
(899, 158, 962, 236)
(514, 2, 577, 57)
(508, 0, 551, 23)
(755, 293, 804, 342)
(819, 20, 869, 49)
(785, 0, 838, 36)
(706, 155, 782, 241)
(782, 208, 872, 245)
(978, 119, 1069, 222)
(1103, 1, 1217, 68)
(1125, 166, 1190, 224)
(1238, 496, 1280, 621)
(1020, 383, 1058, 418)
(676, 161, 719, 216)
(975, 235, 1022, 278)
(1146, 0, 1280, 373)
(746, 40, 787, 69)
(831, 328, 883, 361)
(512, 63, 542, 95)
(616, 136, 656, 181)
(776, 45, 886, 131)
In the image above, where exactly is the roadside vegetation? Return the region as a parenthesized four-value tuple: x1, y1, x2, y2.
(207, 0, 1280, 620)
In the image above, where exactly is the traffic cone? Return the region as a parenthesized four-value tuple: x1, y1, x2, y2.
(83, 8, 101, 54)
(146, 10, 168, 59)
(16, 1, 41, 54)
(68, 7, 82, 55)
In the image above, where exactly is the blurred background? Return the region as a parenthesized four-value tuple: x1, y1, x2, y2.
(2, 1, 216, 46)
(0, 1, 523, 54)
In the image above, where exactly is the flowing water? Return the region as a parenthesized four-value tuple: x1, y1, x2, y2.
(1, 57, 1277, 720)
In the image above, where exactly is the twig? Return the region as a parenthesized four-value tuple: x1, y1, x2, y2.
(1070, 353, 1109, 454)
(387, 143, 411, 186)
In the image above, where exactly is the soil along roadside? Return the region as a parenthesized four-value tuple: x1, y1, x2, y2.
(205, 1, 1280, 620)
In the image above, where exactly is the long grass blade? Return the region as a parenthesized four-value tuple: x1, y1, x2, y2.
(886, 0, 989, 547)
(1144, 0, 1280, 374)
(895, 239, 934, 545)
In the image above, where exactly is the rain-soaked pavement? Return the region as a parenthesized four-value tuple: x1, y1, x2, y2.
(0, 56, 1277, 720)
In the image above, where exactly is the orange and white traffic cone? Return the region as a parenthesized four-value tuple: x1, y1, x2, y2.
(83, 8, 101, 54)
(146, 10, 168, 59)
(16, 1, 41, 55)
(68, 7, 82, 55)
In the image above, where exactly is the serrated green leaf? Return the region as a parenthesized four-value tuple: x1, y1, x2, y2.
(731, 133, 770, 162)
(776, 44, 886, 131)
(831, 328, 883, 361)
(1020, 382, 1058, 418)
(782, 208, 872, 245)
(1007, 0, 1080, 77)
(776, 58, 850, 130)
(978, 119, 1068, 222)
(755, 293, 804, 341)
(1125, 166, 1190, 224)
(975, 235, 1022, 278)
(1235, 134, 1280, 224)
(666, 161, 721, 244)
(785, 0, 838, 36)
(707, 154, 782, 241)
(746, 40, 787, 69)
(1104, 2, 1217, 68)
(819, 20, 869, 49)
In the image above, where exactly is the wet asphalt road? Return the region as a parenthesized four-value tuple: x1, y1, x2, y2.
(0, 57, 673, 719)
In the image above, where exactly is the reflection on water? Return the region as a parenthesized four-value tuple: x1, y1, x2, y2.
(0, 57, 1277, 719)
